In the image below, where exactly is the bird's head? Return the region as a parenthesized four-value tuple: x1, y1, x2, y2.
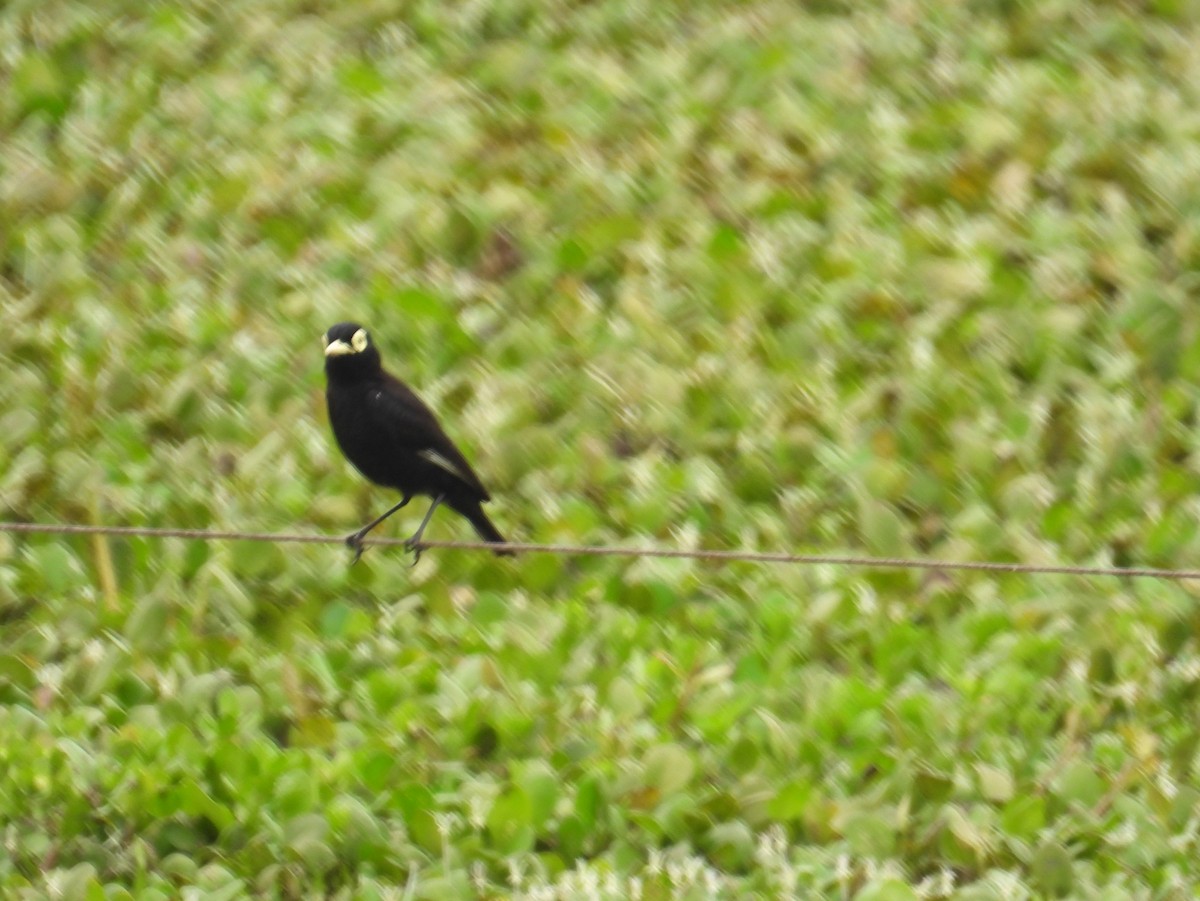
(323, 322, 382, 379)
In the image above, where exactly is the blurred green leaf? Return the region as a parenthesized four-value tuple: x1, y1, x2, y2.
(975, 763, 1014, 804)
(487, 786, 534, 855)
(1032, 842, 1075, 896)
(642, 744, 695, 797)
(855, 880, 921, 901)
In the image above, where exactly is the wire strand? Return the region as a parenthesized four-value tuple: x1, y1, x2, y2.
(2, 521, 1197, 581)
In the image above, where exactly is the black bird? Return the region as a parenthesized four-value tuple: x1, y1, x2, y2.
(322, 322, 510, 562)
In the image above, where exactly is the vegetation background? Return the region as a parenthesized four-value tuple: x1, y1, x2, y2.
(3, 0, 1200, 897)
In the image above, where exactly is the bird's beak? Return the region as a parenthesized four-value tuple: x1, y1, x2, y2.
(324, 340, 354, 357)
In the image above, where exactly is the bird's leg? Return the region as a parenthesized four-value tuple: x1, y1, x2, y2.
(346, 494, 411, 563)
(403, 494, 444, 564)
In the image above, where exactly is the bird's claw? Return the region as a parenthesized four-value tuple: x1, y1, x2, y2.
(403, 538, 423, 567)
(345, 533, 366, 564)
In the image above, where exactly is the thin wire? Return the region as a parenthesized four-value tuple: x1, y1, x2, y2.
(2, 521, 1198, 580)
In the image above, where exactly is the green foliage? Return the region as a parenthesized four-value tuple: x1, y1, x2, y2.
(3, 0, 1200, 896)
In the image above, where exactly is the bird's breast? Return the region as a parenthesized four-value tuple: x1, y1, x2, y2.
(327, 385, 408, 488)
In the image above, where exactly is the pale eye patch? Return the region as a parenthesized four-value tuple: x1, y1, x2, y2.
(418, 448, 468, 482)
(351, 328, 368, 352)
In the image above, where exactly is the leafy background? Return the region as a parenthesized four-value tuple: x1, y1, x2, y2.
(3, 0, 1200, 898)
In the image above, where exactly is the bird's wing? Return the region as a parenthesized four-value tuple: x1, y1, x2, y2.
(367, 374, 492, 500)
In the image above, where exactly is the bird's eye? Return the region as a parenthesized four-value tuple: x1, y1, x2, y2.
(351, 329, 368, 352)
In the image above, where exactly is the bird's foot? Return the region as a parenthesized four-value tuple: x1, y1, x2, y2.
(402, 537, 424, 567)
(345, 532, 367, 564)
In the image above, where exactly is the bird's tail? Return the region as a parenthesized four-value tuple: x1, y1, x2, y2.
(462, 502, 514, 556)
